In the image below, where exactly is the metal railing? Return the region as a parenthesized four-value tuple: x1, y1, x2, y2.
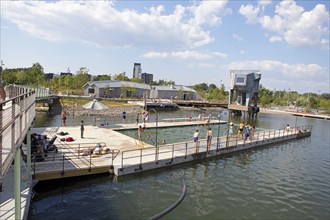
(32, 141, 120, 176)
(1, 89, 35, 185)
(120, 125, 312, 170)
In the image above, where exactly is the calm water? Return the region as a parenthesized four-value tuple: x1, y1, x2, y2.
(29, 110, 330, 220)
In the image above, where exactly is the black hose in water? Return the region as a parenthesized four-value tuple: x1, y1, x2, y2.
(148, 180, 187, 220)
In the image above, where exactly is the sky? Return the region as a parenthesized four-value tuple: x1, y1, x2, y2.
(0, 0, 329, 94)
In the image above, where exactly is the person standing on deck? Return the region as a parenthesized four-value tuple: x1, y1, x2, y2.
(194, 129, 199, 153)
(229, 122, 234, 136)
(135, 113, 140, 125)
(61, 109, 67, 127)
(122, 111, 127, 125)
(238, 122, 245, 138)
(80, 120, 84, 138)
(243, 125, 250, 144)
(206, 128, 212, 151)
(138, 125, 144, 145)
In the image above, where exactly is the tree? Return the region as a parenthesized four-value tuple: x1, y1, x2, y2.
(28, 63, 44, 86)
(131, 77, 143, 83)
(113, 72, 130, 81)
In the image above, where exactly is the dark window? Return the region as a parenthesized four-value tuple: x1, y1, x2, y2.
(88, 88, 95, 93)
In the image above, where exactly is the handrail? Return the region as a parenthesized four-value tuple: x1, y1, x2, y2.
(120, 125, 312, 170)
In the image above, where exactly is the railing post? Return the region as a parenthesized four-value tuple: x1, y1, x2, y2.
(121, 151, 124, 169)
(263, 131, 265, 142)
(185, 143, 187, 159)
(196, 141, 199, 154)
(140, 149, 143, 166)
(89, 153, 92, 172)
(61, 154, 65, 175)
(78, 144, 80, 159)
(172, 145, 175, 160)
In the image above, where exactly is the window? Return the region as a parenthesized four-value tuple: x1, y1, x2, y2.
(234, 75, 247, 86)
(88, 88, 95, 94)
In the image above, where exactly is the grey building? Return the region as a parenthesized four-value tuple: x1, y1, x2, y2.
(141, 73, 153, 84)
(82, 80, 199, 101)
(150, 85, 198, 100)
(228, 70, 261, 113)
(83, 80, 150, 98)
(133, 63, 142, 78)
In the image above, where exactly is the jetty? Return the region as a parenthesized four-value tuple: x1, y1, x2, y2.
(28, 120, 311, 181)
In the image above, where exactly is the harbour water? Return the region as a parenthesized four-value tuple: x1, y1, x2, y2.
(29, 110, 330, 220)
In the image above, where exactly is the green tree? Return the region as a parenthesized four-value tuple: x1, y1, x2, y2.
(113, 72, 130, 81)
(28, 63, 44, 86)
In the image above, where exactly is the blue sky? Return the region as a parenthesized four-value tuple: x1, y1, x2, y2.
(1, 0, 329, 94)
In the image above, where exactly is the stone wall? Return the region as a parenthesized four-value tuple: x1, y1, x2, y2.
(63, 105, 143, 117)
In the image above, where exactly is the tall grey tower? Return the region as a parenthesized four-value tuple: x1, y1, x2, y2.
(133, 63, 142, 78)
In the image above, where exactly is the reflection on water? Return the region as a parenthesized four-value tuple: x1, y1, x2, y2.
(29, 111, 330, 220)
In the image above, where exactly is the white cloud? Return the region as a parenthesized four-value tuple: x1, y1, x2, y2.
(188, 62, 216, 69)
(1, 1, 228, 50)
(225, 60, 328, 92)
(240, 50, 247, 54)
(233, 34, 243, 42)
(227, 60, 325, 78)
(188, 1, 228, 26)
(239, 1, 329, 49)
(143, 50, 227, 60)
(269, 35, 282, 42)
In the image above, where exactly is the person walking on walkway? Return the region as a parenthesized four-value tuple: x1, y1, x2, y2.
(80, 120, 84, 138)
(206, 127, 212, 151)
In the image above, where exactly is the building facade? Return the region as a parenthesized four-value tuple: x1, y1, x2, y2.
(141, 73, 153, 84)
(133, 63, 142, 78)
(82, 80, 199, 101)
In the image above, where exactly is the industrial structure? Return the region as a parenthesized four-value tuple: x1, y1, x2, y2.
(228, 70, 261, 118)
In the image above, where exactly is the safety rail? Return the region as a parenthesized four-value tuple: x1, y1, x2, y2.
(32, 141, 120, 176)
(0, 89, 35, 185)
(120, 125, 312, 170)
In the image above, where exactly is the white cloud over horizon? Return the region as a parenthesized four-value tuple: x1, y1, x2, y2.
(1, 1, 228, 50)
(239, 1, 329, 49)
(1, 0, 329, 94)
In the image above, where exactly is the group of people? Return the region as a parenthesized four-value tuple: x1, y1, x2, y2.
(193, 127, 213, 153)
(236, 122, 255, 144)
(135, 111, 149, 126)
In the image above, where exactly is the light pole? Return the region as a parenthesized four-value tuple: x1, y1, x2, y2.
(149, 108, 158, 161)
(217, 110, 223, 151)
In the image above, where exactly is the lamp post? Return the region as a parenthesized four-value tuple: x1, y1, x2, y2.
(149, 108, 158, 161)
(217, 110, 223, 151)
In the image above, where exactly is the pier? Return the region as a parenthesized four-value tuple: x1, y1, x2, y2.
(28, 121, 311, 181)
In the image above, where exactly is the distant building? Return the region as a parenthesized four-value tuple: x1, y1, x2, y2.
(44, 73, 54, 80)
(141, 73, 153, 84)
(133, 63, 142, 78)
(82, 80, 199, 100)
(60, 72, 73, 76)
(228, 70, 261, 116)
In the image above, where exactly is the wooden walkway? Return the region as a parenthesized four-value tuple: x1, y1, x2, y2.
(30, 121, 312, 181)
